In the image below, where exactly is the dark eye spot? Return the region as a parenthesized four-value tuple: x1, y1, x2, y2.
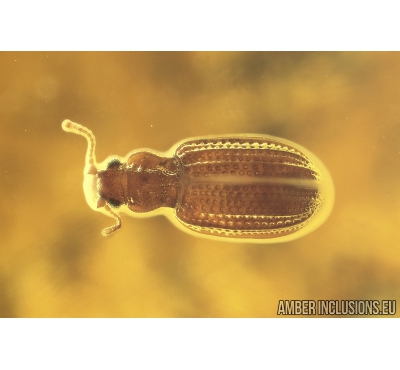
(107, 158, 122, 169)
(107, 198, 122, 208)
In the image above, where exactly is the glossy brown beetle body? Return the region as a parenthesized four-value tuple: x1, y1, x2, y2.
(62, 120, 334, 243)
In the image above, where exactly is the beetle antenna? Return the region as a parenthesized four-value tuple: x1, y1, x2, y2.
(102, 204, 122, 236)
(62, 119, 97, 173)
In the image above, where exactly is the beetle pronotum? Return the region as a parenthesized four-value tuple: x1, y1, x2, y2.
(62, 119, 334, 243)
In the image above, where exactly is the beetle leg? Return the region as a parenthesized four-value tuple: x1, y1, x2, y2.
(102, 204, 122, 236)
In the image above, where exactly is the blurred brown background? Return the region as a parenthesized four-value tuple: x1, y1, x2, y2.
(0, 52, 399, 317)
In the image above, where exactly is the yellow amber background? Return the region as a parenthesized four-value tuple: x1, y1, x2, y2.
(0, 52, 398, 317)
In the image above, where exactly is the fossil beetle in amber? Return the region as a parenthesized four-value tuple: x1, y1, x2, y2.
(62, 119, 334, 243)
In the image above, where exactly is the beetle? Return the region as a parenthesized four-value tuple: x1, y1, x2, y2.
(62, 119, 334, 243)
